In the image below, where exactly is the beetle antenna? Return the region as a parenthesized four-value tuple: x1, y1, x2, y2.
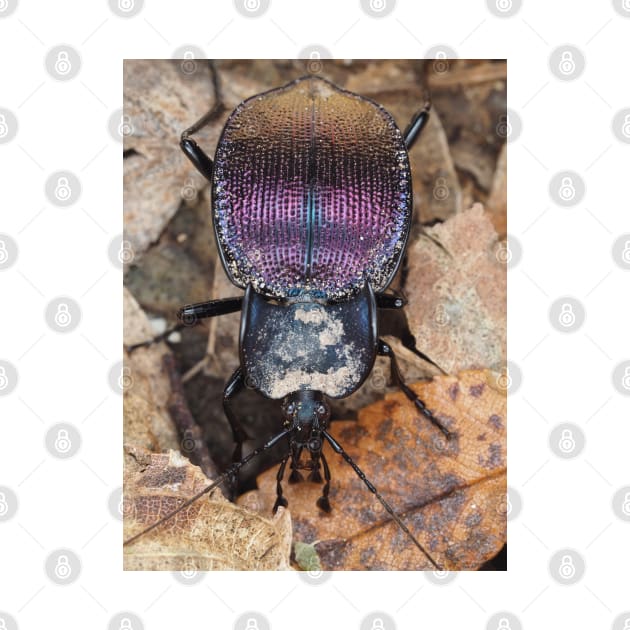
(322, 430, 443, 570)
(123, 429, 290, 546)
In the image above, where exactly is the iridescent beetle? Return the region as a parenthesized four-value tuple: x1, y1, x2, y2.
(126, 73, 452, 568)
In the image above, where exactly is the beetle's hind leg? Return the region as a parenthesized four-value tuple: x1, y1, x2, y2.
(377, 339, 452, 438)
(180, 60, 224, 182)
(402, 98, 431, 151)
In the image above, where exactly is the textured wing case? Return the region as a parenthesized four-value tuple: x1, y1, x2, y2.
(213, 76, 411, 300)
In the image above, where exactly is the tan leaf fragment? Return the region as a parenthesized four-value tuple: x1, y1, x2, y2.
(123, 287, 179, 452)
(405, 204, 506, 375)
(123, 448, 293, 571)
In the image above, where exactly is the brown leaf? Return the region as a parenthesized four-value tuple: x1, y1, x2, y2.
(240, 369, 506, 571)
(405, 204, 506, 375)
(123, 448, 292, 571)
(123, 60, 217, 258)
(123, 287, 179, 452)
(486, 143, 507, 237)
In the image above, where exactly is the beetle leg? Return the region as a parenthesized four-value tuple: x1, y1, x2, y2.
(403, 100, 431, 151)
(180, 61, 225, 182)
(377, 339, 452, 438)
(223, 367, 252, 466)
(272, 454, 290, 513)
(125, 296, 243, 353)
(315, 452, 332, 513)
(178, 295, 242, 324)
(375, 289, 408, 310)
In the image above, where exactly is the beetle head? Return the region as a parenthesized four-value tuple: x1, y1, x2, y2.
(282, 390, 331, 434)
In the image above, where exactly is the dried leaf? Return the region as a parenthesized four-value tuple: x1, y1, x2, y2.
(123, 287, 179, 452)
(241, 370, 506, 571)
(123, 60, 216, 258)
(486, 143, 507, 236)
(123, 448, 292, 571)
(405, 204, 506, 374)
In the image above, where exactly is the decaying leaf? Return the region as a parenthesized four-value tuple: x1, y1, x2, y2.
(405, 204, 507, 375)
(123, 287, 179, 452)
(123, 447, 292, 571)
(240, 369, 506, 571)
(123, 60, 214, 259)
(486, 142, 507, 237)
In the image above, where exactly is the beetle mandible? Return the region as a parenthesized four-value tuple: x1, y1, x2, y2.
(126, 71, 452, 569)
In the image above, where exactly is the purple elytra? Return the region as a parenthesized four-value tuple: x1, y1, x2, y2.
(212, 76, 412, 300)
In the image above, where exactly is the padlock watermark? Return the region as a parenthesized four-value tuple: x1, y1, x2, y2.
(109, 234, 135, 269)
(181, 177, 198, 202)
(45, 296, 81, 333)
(0, 612, 18, 630)
(549, 45, 585, 81)
(549, 548, 585, 585)
(108, 612, 145, 630)
(0, 233, 18, 270)
(425, 45, 458, 75)
(172, 558, 206, 585)
(0, 107, 18, 144)
(360, 0, 397, 17)
(486, 612, 523, 630)
(108, 107, 135, 142)
(612, 107, 630, 144)
(486, 0, 522, 17)
(432, 175, 450, 201)
(612, 0, 630, 17)
(495, 108, 522, 143)
(612, 233, 630, 270)
(298, 45, 332, 74)
(425, 569, 457, 585)
(360, 612, 396, 630)
(172, 45, 206, 76)
(0, 0, 18, 17)
(108, 0, 144, 17)
(492, 360, 522, 395)
(0, 486, 18, 521)
(45, 423, 82, 459)
(612, 485, 630, 522)
(45, 45, 81, 81)
(233, 0, 270, 17)
(233, 612, 270, 630)
(499, 486, 522, 521)
(549, 423, 585, 459)
(45, 548, 81, 585)
(548, 170, 585, 207)
(612, 360, 630, 396)
(45, 170, 81, 207)
(548, 296, 585, 333)
(493, 234, 522, 269)
(0, 360, 18, 396)
(297, 568, 332, 585)
(110, 360, 133, 394)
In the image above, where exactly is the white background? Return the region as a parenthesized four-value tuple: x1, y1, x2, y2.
(0, 1, 629, 629)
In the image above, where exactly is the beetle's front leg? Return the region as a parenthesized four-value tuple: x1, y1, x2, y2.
(125, 296, 243, 353)
(377, 338, 452, 438)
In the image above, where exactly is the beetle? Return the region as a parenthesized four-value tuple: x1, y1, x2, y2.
(125, 70, 452, 569)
